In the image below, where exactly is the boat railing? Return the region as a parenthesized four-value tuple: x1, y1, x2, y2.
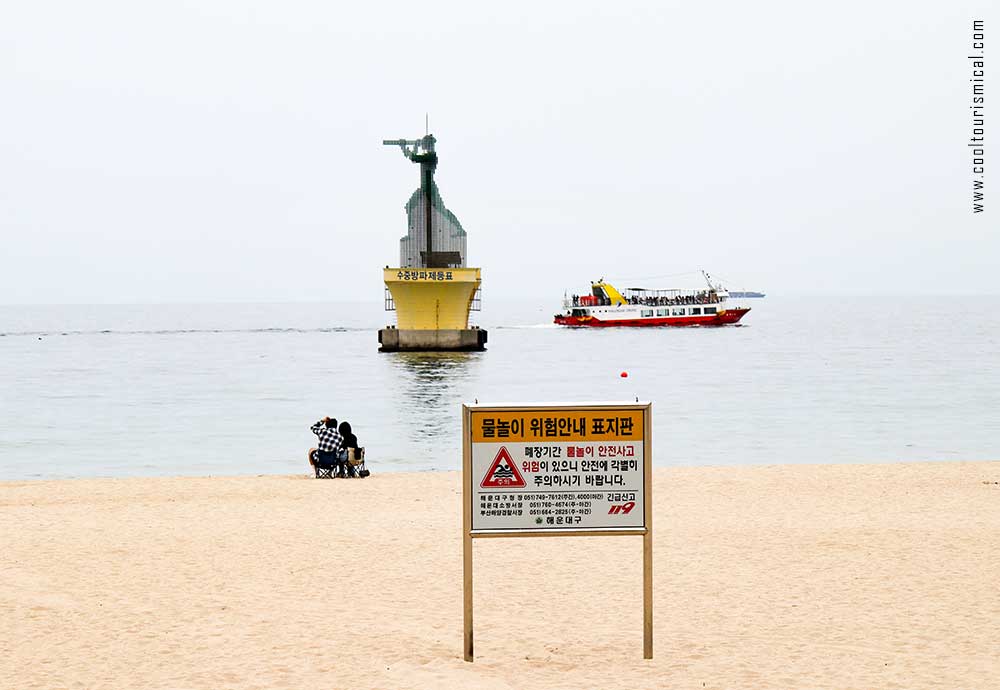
(619, 288, 721, 307)
(566, 289, 724, 309)
(567, 295, 611, 308)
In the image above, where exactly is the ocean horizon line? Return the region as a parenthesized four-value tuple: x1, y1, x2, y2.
(3, 291, 1000, 308)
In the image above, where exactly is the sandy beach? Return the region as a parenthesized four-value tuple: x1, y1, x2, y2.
(3, 462, 999, 689)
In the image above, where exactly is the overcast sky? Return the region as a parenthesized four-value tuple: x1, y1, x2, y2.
(2, 0, 995, 303)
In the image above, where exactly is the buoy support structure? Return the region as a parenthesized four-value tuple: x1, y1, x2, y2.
(379, 267, 486, 351)
(378, 133, 486, 352)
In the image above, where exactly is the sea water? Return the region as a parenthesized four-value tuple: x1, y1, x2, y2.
(1, 297, 998, 480)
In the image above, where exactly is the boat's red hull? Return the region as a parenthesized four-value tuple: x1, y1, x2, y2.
(554, 307, 750, 327)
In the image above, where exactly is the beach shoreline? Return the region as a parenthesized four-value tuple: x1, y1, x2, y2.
(3, 461, 998, 689)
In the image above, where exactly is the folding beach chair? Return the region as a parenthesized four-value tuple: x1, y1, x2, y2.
(311, 449, 337, 479)
(345, 447, 369, 478)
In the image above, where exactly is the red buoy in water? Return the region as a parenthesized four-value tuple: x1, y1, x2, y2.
(620, 371, 628, 378)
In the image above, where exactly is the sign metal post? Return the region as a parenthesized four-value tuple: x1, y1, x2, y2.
(462, 402, 653, 662)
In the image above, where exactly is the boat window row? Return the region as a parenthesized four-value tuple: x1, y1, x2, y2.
(650, 307, 719, 317)
(570, 306, 719, 318)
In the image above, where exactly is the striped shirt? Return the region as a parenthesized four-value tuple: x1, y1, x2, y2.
(310, 420, 343, 453)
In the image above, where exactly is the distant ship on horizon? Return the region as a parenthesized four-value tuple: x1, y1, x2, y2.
(728, 291, 766, 298)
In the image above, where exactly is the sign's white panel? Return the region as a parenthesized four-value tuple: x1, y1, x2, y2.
(468, 406, 647, 533)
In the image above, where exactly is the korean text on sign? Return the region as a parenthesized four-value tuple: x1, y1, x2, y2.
(473, 410, 643, 443)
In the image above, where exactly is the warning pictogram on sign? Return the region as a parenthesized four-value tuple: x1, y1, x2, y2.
(480, 446, 526, 488)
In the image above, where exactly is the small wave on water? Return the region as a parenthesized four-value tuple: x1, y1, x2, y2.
(0, 327, 368, 338)
(493, 323, 559, 330)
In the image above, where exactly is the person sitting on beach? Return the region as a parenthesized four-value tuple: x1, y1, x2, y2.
(308, 416, 343, 473)
(337, 420, 360, 478)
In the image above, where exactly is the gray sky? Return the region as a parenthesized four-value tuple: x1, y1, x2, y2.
(2, 0, 996, 303)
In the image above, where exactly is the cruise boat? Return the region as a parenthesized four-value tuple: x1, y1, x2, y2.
(554, 272, 750, 327)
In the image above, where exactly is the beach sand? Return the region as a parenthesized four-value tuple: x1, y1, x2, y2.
(3, 462, 999, 689)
